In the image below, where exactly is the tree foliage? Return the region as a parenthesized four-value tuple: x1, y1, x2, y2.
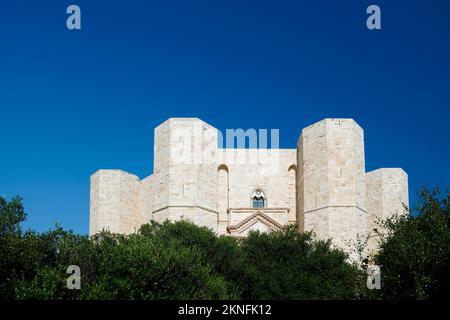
(374, 188, 450, 300)
(1, 188, 449, 300)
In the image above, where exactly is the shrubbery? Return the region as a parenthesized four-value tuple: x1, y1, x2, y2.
(0, 188, 449, 300)
(374, 188, 450, 299)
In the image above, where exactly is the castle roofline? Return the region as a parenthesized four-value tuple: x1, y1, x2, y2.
(91, 169, 140, 180)
(155, 117, 216, 130)
(302, 118, 361, 130)
(366, 168, 408, 177)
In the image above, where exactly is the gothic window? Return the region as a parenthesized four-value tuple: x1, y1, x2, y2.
(252, 189, 266, 208)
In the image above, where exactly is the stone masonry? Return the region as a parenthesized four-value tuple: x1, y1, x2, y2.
(89, 118, 409, 256)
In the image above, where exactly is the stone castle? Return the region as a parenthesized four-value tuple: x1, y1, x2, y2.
(89, 118, 409, 256)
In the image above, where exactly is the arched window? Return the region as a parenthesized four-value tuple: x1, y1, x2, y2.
(217, 164, 229, 216)
(252, 189, 266, 208)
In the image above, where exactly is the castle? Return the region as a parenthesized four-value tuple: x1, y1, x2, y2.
(89, 118, 409, 257)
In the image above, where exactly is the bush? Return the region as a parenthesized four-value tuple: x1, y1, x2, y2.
(375, 188, 450, 299)
(2, 188, 448, 300)
(240, 226, 364, 299)
(138, 220, 365, 299)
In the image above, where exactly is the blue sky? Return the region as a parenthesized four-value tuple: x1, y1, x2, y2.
(1, 0, 449, 234)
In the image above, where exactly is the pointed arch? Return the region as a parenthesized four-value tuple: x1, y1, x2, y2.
(288, 164, 298, 222)
(217, 164, 229, 230)
(217, 163, 229, 173)
(251, 187, 266, 208)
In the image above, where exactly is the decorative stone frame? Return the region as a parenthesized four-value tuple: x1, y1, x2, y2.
(250, 187, 267, 208)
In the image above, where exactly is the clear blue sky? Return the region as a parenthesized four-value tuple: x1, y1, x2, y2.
(1, 0, 449, 234)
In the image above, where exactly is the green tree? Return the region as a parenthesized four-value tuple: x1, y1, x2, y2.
(138, 220, 366, 299)
(14, 228, 232, 300)
(0, 196, 26, 298)
(10, 190, 450, 300)
(1, 196, 69, 299)
(139, 220, 249, 296)
(240, 226, 365, 299)
(375, 188, 450, 299)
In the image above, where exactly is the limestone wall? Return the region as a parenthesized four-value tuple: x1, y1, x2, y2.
(153, 206, 217, 230)
(218, 148, 296, 230)
(89, 170, 140, 235)
(217, 165, 229, 234)
(152, 118, 219, 231)
(297, 135, 305, 232)
(298, 118, 367, 257)
(139, 174, 155, 226)
(88, 116, 408, 258)
(366, 168, 409, 255)
(219, 149, 296, 208)
(153, 120, 171, 212)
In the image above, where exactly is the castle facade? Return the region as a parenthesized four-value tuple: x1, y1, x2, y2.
(89, 118, 408, 256)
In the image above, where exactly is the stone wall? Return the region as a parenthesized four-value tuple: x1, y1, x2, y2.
(366, 168, 409, 255)
(152, 118, 219, 231)
(153, 206, 217, 230)
(218, 148, 296, 231)
(89, 117, 408, 257)
(139, 174, 155, 226)
(297, 119, 367, 259)
(89, 170, 140, 235)
(217, 165, 229, 234)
